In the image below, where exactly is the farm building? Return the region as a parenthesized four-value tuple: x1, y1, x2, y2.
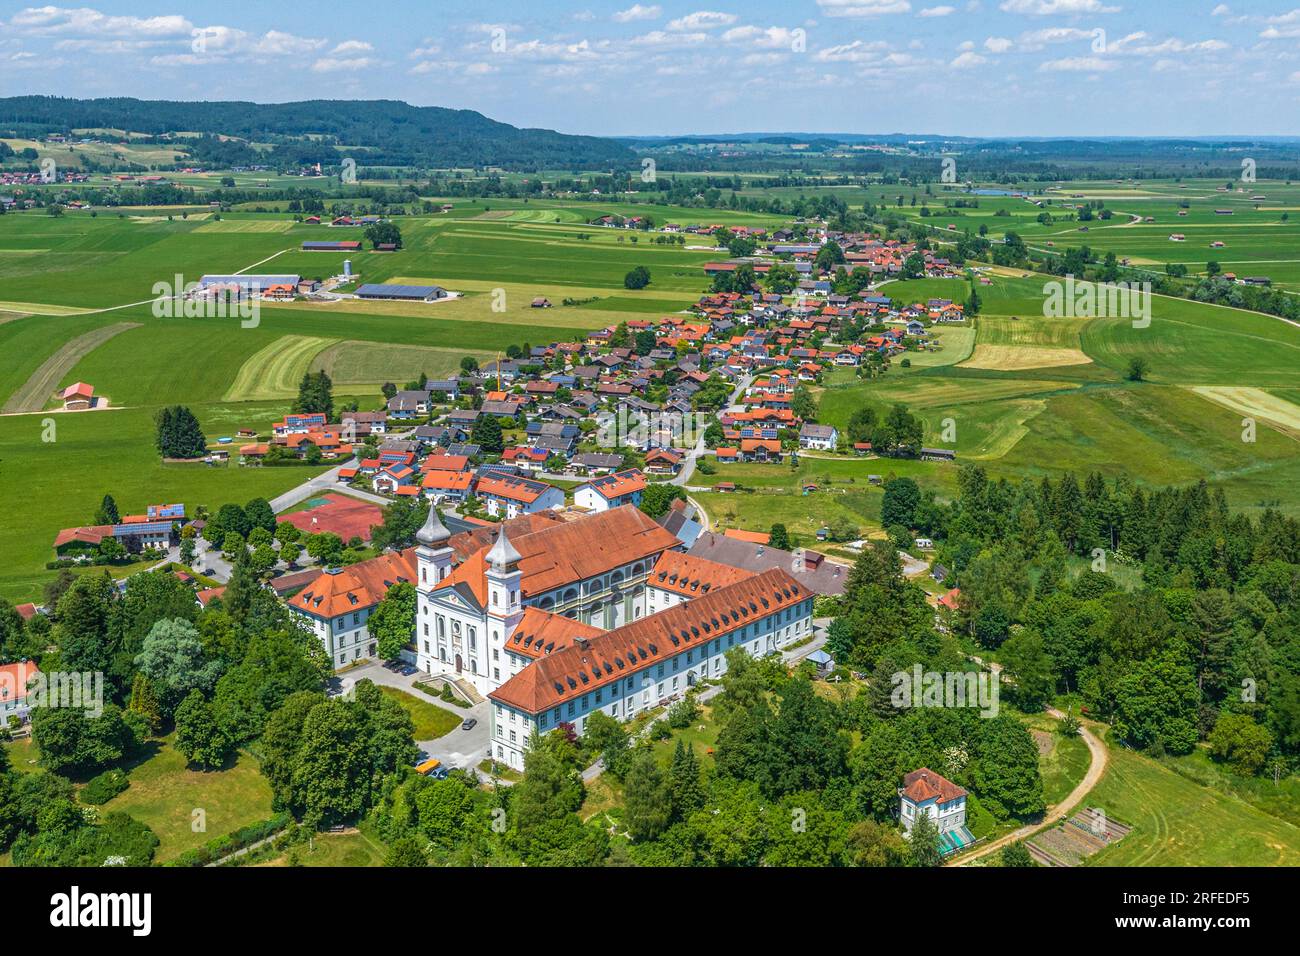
(302, 240, 362, 251)
(354, 283, 447, 301)
(198, 274, 300, 293)
(61, 382, 96, 410)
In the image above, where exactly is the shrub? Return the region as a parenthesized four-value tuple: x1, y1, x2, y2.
(81, 768, 130, 805)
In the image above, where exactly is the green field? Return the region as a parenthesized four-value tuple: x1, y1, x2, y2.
(1087, 743, 1300, 866)
(377, 686, 461, 740)
(102, 735, 275, 863)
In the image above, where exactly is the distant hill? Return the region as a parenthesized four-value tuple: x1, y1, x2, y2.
(0, 96, 634, 171)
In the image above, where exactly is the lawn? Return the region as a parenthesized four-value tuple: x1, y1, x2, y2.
(378, 685, 461, 740)
(254, 826, 387, 867)
(102, 735, 275, 863)
(1085, 743, 1300, 866)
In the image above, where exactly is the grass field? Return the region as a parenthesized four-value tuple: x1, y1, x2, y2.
(316, 340, 496, 390)
(377, 686, 461, 740)
(224, 334, 337, 401)
(1086, 743, 1300, 866)
(103, 735, 275, 863)
(1, 320, 139, 412)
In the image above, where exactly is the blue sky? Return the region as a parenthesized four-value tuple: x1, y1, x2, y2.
(1, 1, 1298, 137)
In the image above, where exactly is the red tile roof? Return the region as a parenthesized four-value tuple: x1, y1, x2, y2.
(901, 768, 967, 805)
(580, 468, 647, 501)
(0, 660, 41, 703)
(288, 551, 415, 619)
(649, 551, 756, 598)
(490, 567, 808, 715)
(506, 607, 602, 661)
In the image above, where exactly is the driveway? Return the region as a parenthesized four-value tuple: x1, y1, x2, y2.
(947, 708, 1108, 866)
(331, 661, 492, 774)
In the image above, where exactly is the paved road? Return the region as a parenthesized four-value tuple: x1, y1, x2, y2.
(671, 373, 752, 488)
(947, 708, 1109, 867)
(331, 661, 492, 775)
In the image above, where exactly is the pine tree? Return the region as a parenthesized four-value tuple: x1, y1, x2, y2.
(95, 494, 120, 525)
(128, 673, 163, 735)
(908, 809, 943, 867)
(668, 740, 705, 821)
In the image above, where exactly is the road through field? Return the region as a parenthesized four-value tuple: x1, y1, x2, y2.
(1, 321, 141, 412)
(948, 709, 1108, 867)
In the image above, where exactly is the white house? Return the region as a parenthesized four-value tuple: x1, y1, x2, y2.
(574, 469, 647, 513)
(0, 661, 40, 725)
(798, 423, 838, 450)
(474, 474, 564, 519)
(899, 767, 977, 854)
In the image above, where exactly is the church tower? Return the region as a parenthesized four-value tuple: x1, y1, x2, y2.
(485, 524, 525, 674)
(415, 505, 453, 590)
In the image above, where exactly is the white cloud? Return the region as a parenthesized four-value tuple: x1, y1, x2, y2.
(814, 38, 890, 61)
(816, 0, 913, 18)
(984, 36, 1013, 52)
(1000, 0, 1118, 14)
(919, 5, 956, 15)
(1211, 4, 1230, 14)
(7, 6, 192, 37)
(950, 51, 986, 67)
(667, 11, 738, 30)
(630, 30, 708, 45)
(330, 40, 373, 55)
(1039, 55, 1118, 70)
(613, 4, 661, 22)
(721, 25, 802, 48)
(310, 56, 374, 72)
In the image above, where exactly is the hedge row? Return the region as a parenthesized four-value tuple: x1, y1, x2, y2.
(169, 812, 292, 867)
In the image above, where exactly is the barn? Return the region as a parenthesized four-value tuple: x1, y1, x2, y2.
(354, 283, 446, 301)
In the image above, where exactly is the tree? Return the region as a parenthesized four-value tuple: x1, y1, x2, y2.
(290, 701, 375, 828)
(31, 705, 137, 776)
(1002, 841, 1035, 867)
(370, 582, 416, 662)
(135, 617, 224, 711)
(623, 747, 672, 842)
(294, 370, 334, 419)
(908, 809, 943, 867)
(881, 477, 921, 529)
(1126, 357, 1149, 382)
(1111, 652, 1198, 754)
(154, 405, 206, 459)
(623, 265, 651, 290)
(244, 498, 276, 534)
(638, 483, 684, 519)
(668, 740, 705, 821)
(385, 835, 427, 866)
(791, 384, 817, 421)
(127, 673, 163, 735)
(1000, 629, 1055, 711)
(972, 714, 1046, 820)
(94, 494, 120, 525)
(768, 523, 791, 551)
(1207, 712, 1272, 775)
(364, 220, 402, 250)
(583, 711, 631, 779)
(174, 690, 233, 770)
(470, 414, 504, 454)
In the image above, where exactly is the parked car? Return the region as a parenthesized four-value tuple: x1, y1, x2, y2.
(400, 664, 418, 676)
(430, 767, 449, 780)
(415, 757, 442, 776)
(461, 717, 477, 731)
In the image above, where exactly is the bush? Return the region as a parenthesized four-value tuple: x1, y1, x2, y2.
(666, 696, 698, 730)
(169, 813, 291, 867)
(81, 768, 130, 805)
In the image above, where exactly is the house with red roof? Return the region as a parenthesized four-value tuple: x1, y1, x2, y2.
(0, 660, 41, 723)
(61, 382, 96, 410)
(899, 768, 975, 854)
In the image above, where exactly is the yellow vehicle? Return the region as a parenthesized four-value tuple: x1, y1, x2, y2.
(415, 757, 442, 776)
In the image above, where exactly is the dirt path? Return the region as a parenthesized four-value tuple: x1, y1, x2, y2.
(1, 321, 140, 413)
(947, 708, 1109, 866)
